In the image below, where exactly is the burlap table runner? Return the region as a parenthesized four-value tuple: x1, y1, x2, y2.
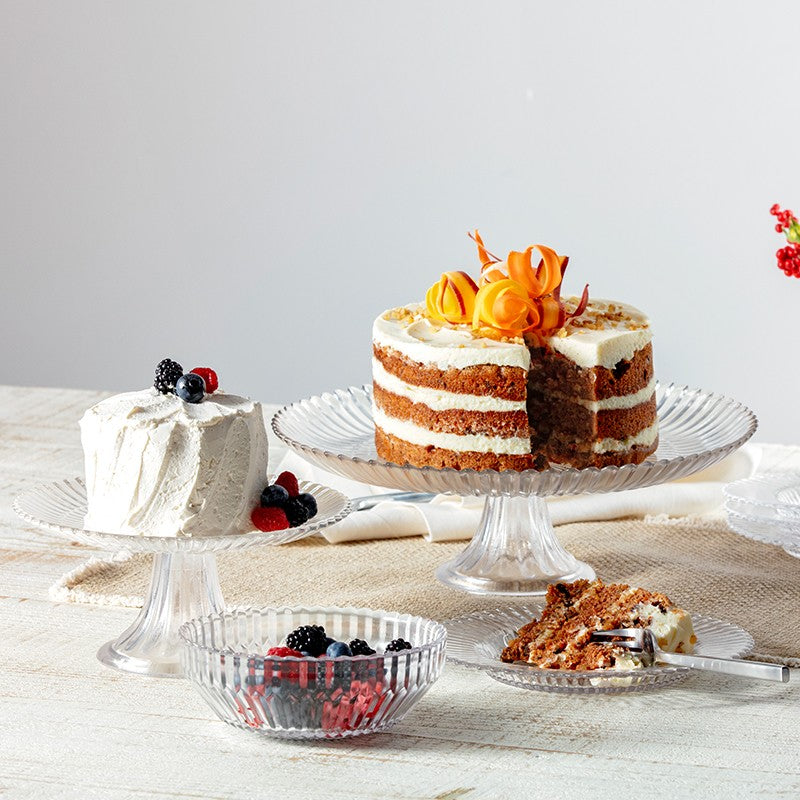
(54, 517, 800, 665)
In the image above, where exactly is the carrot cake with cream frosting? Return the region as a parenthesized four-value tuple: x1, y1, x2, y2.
(372, 231, 658, 470)
(500, 579, 696, 670)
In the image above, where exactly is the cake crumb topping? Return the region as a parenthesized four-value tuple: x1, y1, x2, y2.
(564, 298, 648, 334)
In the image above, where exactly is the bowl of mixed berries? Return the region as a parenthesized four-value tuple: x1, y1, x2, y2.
(179, 606, 447, 739)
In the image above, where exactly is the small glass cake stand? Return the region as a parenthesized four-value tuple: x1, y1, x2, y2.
(13, 479, 352, 677)
(273, 383, 756, 596)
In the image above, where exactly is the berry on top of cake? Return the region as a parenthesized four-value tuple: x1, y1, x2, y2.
(80, 360, 268, 538)
(500, 579, 696, 670)
(372, 231, 658, 471)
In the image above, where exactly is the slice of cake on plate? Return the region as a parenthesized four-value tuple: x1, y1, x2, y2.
(500, 579, 696, 670)
(372, 231, 657, 470)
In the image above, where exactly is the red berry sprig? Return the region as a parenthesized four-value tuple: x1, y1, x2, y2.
(770, 204, 800, 278)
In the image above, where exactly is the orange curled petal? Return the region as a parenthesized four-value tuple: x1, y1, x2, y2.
(507, 248, 545, 296)
(425, 282, 446, 322)
(426, 271, 479, 325)
(471, 229, 494, 267)
(536, 297, 565, 331)
(479, 263, 507, 286)
(495, 291, 532, 330)
(473, 279, 536, 334)
(531, 244, 563, 296)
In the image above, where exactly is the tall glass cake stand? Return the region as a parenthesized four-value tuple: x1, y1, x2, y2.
(273, 383, 756, 596)
(13, 479, 352, 677)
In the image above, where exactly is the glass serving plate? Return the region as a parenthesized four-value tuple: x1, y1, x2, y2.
(273, 383, 756, 595)
(14, 478, 352, 677)
(445, 605, 754, 694)
(180, 606, 447, 739)
(724, 473, 800, 558)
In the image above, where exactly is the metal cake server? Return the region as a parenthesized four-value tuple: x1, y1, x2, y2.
(592, 628, 789, 682)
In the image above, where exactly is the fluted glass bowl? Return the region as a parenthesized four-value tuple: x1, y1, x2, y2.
(179, 606, 447, 739)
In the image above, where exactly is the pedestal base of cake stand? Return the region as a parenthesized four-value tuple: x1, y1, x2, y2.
(435, 494, 595, 595)
(97, 551, 225, 678)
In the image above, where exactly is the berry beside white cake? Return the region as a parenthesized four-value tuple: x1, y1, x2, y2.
(80, 360, 269, 538)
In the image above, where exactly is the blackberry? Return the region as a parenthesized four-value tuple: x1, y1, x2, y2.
(384, 638, 413, 653)
(296, 492, 318, 519)
(285, 624, 327, 656)
(284, 497, 310, 527)
(349, 638, 376, 656)
(154, 358, 183, 394)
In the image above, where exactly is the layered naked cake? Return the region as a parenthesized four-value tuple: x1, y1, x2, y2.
(372, 305, 539, 471)
(500, 579, 696, 670)
(527, 298, 657, 468)
(372, 232, 658, 470)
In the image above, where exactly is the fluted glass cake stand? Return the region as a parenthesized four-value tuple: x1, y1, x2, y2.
(13, 479, 352, 677)
(273, 384, 756, 596)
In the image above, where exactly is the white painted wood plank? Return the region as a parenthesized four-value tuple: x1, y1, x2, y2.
(0, 386, 798, 799)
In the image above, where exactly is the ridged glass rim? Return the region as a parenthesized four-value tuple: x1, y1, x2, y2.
(724, 502, 800, 545)
(444, 605, 755, 682)
(272, 382, 757, 497)
(178, 604, 448, 662)
(723, 472, 800, 514)
(13, 478, 353, 553)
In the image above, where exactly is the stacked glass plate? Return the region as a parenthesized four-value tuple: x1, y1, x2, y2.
(723, 473, 800, 558)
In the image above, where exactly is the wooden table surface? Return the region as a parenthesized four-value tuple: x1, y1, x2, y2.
(1, 385, 798, 800)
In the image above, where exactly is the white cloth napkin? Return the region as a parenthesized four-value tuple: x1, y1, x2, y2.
(275, 445, 761, 544)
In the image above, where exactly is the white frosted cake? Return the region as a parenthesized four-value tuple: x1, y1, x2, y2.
(81, 387, 268, 537)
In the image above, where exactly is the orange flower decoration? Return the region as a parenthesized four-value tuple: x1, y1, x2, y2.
(425, 270, 479, 325)
(469, 230, 589, 335)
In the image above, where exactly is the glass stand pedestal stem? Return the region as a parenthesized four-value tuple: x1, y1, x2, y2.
(435, 494, 595, 595)
(97, 552, 225, 678)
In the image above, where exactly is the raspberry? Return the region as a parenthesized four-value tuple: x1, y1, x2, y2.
(250, 506, 289, 532)
(274, 471, 300, 497)
(190, 367, 218, 394)
(266, 646, 304, 657)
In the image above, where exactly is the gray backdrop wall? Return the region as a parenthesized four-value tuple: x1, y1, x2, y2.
(2, 1, 799, 442)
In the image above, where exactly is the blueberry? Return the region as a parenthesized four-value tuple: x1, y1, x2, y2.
(260, 484, 290, 507)
(323, 637, 335, 649)
(284, 497, 310, 527)
(296, 492, 318, 519)
(326, 641, 352, 657)
(175, 373, 205, 403)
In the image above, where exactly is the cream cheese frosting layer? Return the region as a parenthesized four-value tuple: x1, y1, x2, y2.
(374, 299, 650, 373)
(373, 304, 530, 371)
(373, 405, 531, 455)
(372, 358, 526, 412)
(548, 298, 652, 370)
(551, 378, 657, 412)
(591, 421, 658, 453)
(81, 389, 268, 537)
(633, 602, 695, 653)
